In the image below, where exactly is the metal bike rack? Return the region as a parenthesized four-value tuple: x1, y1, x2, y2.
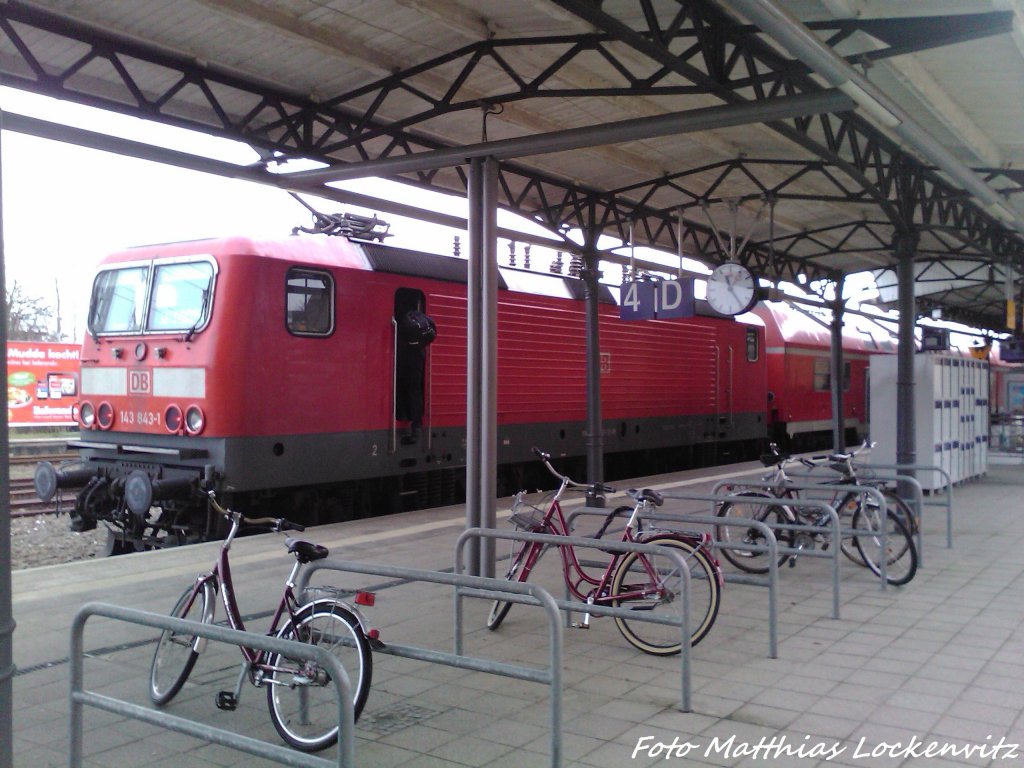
(713, 479, 892, 590)
(564, 505, 784, 657)
(856, 462, 954, 550)
(786, 466, 929, 566)
(657, 494, 842, 619)
(296, 558, 565, 767)
(70, 602, 356, 768)
(455, 528, 693, 713)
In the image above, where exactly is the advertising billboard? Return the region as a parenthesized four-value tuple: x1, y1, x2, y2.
(6, 341, 81, 427)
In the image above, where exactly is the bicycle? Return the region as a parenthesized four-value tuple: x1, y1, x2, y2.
(714, 442, 918, 586)
(486, 447, 722, 656)
(149, 491, 376, 752)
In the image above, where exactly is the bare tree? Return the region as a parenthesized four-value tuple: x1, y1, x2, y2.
(5, 280, 61, 341)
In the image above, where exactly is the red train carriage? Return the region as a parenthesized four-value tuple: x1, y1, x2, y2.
(36, 232, 767, 552)
(754, 302, 892, 450)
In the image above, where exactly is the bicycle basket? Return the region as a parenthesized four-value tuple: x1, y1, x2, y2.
(508, 494, 548, 530)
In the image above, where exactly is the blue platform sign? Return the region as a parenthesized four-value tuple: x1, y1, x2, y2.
(620, 278, 694, 320)
(620, 280, 657, 320)
(656, 278, 695, 319)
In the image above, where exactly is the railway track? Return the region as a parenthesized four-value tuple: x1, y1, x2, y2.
(8, 443, 72, 517)
(10, 476, 59, 517)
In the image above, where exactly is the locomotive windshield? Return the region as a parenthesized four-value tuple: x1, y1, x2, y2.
(89, 258, 216, 335)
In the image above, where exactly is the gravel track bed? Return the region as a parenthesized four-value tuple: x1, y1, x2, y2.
(8, 458, 106, 570)
(10, 513, 105, 570)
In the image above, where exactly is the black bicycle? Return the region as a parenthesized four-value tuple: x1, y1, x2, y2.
(715, 443, 918, 586)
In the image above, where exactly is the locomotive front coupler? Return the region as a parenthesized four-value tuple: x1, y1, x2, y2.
(123, 470, 198, 519)
(33, 461, 95, 504)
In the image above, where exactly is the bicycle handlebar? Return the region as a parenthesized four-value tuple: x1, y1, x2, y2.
(206, 491, 305, 533)
(530, 446, 616, 496)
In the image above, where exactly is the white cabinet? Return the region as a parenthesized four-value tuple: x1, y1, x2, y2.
(869, 353, 989, 489)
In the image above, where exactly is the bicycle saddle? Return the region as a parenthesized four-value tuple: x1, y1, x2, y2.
(629, 488, 664, 506)
(760, 452, 789, 467)
(285, 538, 329, 563)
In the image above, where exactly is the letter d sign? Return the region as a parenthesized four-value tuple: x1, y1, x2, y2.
(657, 278, 695, 319)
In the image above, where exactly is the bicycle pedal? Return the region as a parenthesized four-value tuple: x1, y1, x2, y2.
(215, 691, 238, 711)
(570, 621, 590, 629)
(788, 557, 798, 569)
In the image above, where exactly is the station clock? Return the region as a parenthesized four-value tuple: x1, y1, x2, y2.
(706, 262, 758, 315)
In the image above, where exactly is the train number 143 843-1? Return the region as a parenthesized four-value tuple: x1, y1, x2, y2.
(119, 410, 162, 427)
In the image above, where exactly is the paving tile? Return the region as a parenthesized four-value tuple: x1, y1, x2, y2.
(427, 734, 516, 767)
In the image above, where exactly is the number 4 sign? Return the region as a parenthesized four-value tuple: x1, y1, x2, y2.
(620, 278, 695, 320)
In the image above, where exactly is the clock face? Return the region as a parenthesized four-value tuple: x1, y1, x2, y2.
(706, 262, 757, 315)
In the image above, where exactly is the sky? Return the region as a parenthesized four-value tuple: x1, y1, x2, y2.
(1, 84, 896, 344)
(1, 86, 514, 339)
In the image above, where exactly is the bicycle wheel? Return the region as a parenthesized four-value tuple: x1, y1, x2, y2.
(266, 601, 372, 752)
(715, 494, 793, 573)
(150, 583, 209, 706)
(852, 505, 918, 586)
(830, 493, 869, 566)
(883, 490, 919, 535)
(487, 540, 543, 630)
(610, 535, 721, 656)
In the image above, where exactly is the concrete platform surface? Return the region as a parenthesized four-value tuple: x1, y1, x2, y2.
(10, 460, 1024, 767)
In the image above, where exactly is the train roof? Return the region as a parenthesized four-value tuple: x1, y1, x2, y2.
(102, 233, 767, 322)
(105, 234, 373, 270)
(754, 302, 896, 354)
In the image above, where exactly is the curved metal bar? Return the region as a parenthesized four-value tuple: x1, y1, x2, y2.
(297, 556, 564, 766)
(456, 527, 693, 713)
(566, 503, 784, 655)
(857, 461, 954, 550)
(718, 480, 890, 590)
(71, 602, 354, 768)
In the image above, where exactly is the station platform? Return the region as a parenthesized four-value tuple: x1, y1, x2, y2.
(10, 459, 1024, 767)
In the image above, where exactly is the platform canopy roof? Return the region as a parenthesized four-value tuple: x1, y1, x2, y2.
(3, 0, 1024, 331)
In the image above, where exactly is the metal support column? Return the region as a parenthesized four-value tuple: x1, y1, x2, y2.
(466, 157, 499, 577)
(895, 232, 919, 471)
(581, 250, 604, 498)
(0, 109, 14, 768)
(830, 278, 846, 452)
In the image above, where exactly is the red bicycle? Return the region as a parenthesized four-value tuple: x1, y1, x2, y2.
(487, 448, 722, 655)
(149, 491, 376, 752)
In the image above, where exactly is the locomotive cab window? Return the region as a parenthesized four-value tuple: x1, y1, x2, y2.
(89, 266, 149, 333)
(88, 258, 216, 335)
(287, 269, 334, 335)
(147, 261, 215, 332)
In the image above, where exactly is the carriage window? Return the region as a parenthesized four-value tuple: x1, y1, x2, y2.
(287, 269, 334, 335)
(813, 359, 852, 391)
(147, 261, 215, 332)
(89, 266, 149, 334)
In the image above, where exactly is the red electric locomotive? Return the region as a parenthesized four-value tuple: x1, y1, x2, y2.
(35, 222, 768, 553)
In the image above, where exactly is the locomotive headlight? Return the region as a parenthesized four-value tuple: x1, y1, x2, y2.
(185, 405, 206, 435)
(96, 401, 115, 430)
(164, 404, 184, 433)
(80, 401, 96, 428)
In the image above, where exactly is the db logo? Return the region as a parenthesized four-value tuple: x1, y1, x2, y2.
(128, 370, 152, 395)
